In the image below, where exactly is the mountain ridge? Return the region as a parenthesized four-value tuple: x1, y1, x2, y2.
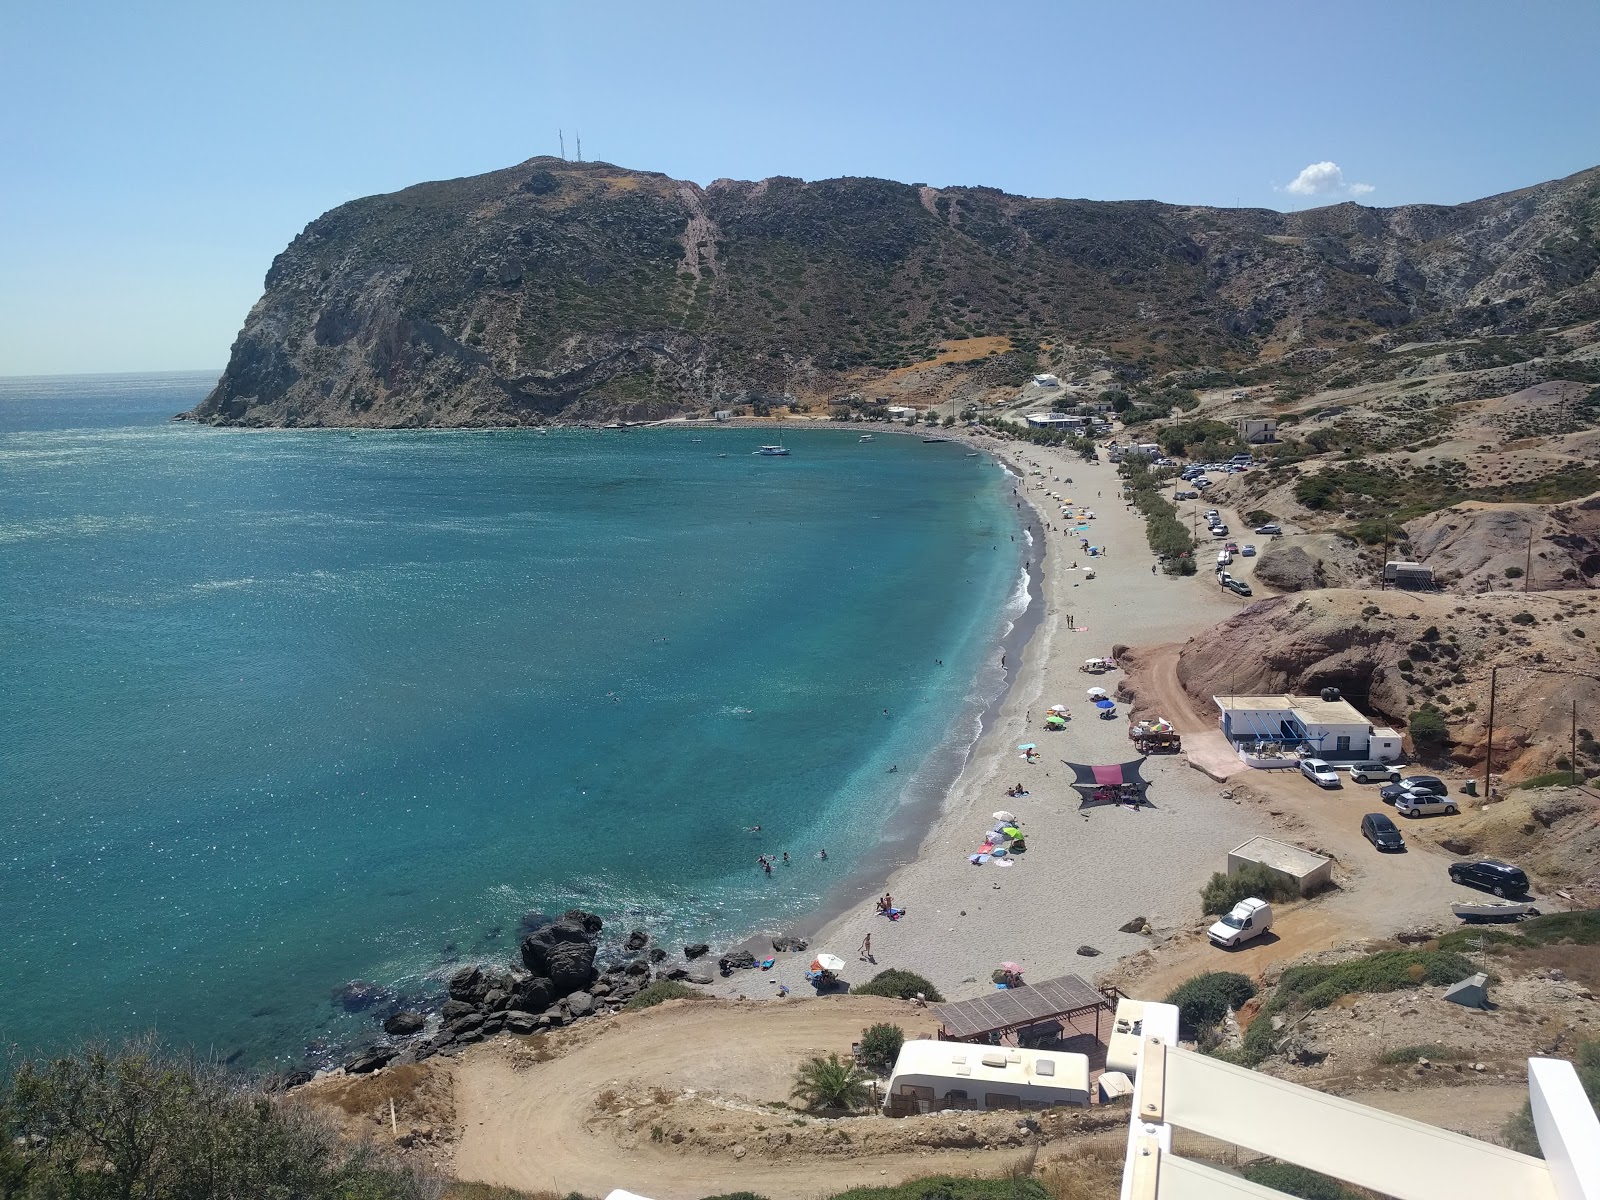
(185, 157, 1600, 427)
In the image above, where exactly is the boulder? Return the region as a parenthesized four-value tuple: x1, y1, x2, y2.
(660, 966, 690, 981)
(563, 909, 604, 935)
(383, 1011, 426, 1036)
(1076, 945, 1101, 957)
(441, 999, 477, 1023)
(344, 1045, 397, 1074)
(683, 943, 711, 959)
(590, 980, 612, 998)
(625, 928, 650, 952)
(331, 980, 391, 1013)
(772, 935, 809, 953)
(1118, 916, 1148, 934)
(445, 1012, 485, 1037)
(510, 973, 555, 1014)
(503, 1011, 540, 1034)
(1252, 543, 1323, 593)
(482, 988, 510, 1012)
(648, 946, 667, 963)
(564, 991, 595, 1018)
(521, 916, 601, 993)
(624, 958, 651, 977)
(686, 964, 715, 985)
(719, 949, 758, 974)
(447, 965, 493, 1004)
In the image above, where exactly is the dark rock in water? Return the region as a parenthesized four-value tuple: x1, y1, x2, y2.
(661, 966, 690, 981)
(624, 958, 651, 977)
(1117, 916, 1148, 934)
(564, 909, 604, 935)
(448, 965, 493, 1004)
(344, 1045, 397, 1074)
(331, 980, 391, 1013)
(719, 950, 757, 974)
(624, 928, 650, 952)
(511, 974, 555, 1014)
(445, 1012, 485, 1037)
(517, 910, 556, 940)
(383, 1011, 426, 1036)
(565, 991, 595, 1018)
(683, 943, 710, 959)
(521, 917, 600, 993)
(772, 935, 808, 953)
(482, 988, 511, 1012)
(441, 999, 477, 1023)
(1076, 945, 1101, 957)
(648, 946, 667, 963)
(280, 1067, 314, 1089)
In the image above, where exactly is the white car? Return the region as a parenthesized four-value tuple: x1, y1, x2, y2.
(1395, 792, 1459, 818)
(1300, 758, 1340, 788)
(1348, 761, 1402, 784)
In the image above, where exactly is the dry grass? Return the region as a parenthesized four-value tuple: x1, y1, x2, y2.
(1038, 1141, 1124, 1200)
(312, 1062, 431, 1117)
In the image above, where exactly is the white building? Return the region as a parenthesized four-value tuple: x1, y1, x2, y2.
(884, 405, 917, 422)
(1032, 373, 1062, 388)
(1235, 416, 1278, 443)
(1026, 412, 1087, 428)
(1213, 693, 1401, 761)
(1227, 836, 1334, 896)
(713, 410, 733, 421)
(884, 1040, 1090, 1113)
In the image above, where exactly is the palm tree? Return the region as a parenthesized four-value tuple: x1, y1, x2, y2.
(790, 1053, 872, 1112)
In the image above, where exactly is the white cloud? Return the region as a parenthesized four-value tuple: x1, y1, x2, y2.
(1282, 161, 1374, 200)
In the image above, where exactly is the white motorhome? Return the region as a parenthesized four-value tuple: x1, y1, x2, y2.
(884, 1041, 1089, 1113)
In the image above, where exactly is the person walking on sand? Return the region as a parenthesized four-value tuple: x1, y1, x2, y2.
(859, 932, 873, 962)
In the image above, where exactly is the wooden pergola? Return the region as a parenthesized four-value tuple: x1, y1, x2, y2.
(932, 974, 1120, 1044)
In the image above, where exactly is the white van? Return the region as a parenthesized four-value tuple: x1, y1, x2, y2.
(1208, 897, 1273, 947)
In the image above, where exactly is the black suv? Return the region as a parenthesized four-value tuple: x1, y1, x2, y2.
(1361, 812, 1405, 852)
(1449, 859, 1531, 897)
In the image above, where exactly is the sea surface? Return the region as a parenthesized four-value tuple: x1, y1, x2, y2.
(0, 373, 1026, 1064)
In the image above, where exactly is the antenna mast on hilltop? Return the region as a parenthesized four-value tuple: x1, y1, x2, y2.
(559, 130, 566, 160)
(576, 133, 583, 162)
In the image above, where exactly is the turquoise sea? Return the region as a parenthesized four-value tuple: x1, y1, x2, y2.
(0, 373, 1025, 1065)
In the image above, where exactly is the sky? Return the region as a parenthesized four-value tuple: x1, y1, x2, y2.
(2, 0, 1598, 375)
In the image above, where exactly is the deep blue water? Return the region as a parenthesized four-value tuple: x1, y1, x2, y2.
(0, 374, 1024, 1064)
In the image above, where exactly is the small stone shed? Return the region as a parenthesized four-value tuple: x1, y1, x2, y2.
(1227, 836, 1333, 896)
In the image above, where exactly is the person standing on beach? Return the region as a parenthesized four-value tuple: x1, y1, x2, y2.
(859, 932, 873, 962)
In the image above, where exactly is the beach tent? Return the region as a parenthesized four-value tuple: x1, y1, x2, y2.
(1066, 758, 1150, 807)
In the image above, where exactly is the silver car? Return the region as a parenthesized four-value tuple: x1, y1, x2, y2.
(1395, 792, 1459, 818)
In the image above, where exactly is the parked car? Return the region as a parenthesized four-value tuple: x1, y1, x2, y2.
(1300, 758, 1340, 788)
(1396, 792, 1459, 818)
(1241, 544, 1257, 557)
(1203, 509, 1219, 519)
(1195, 479, 1213, 490)
(1449, 859, 1531, 897)
(1175, 489, 1198, 500)
(1349, 761, 1402, 784)
(1208, 897, 1274, 948)
(1399, 775, 1449, 796)
(1361, 812, 1406, 851)
(1379, 782, 1408, 804)
(1211, 525, 1229, 538)
(1254, 523, 1281, 535)
(1225, 541, 1240, 553)
(1218, 572, 1235, 586)
(1225, 578, 1253, 596)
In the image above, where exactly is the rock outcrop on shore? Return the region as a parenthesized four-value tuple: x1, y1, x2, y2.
(184, 157, 1600, 428)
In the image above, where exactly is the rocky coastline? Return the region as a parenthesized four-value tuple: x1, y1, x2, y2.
(324, 910, 803, 1079)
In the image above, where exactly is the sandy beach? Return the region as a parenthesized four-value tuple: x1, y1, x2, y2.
(710, 433, 1269, 1002)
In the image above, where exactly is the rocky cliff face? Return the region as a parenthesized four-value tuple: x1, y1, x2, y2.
(187, 158, 1600, 427)
(1174, 589, 1600, 779)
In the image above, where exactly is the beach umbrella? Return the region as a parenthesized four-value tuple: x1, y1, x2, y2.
(1047, 704, 1069, 714)
(1094, 698, 1116, 710)
(1045, 716, 1067, 729)
(1002, 825, 1022, 838)
(813, 953, 845, 972)
(998, 961, 1023, 973)
(993, 810, 1017, 823)
(1086, 687, 1108, 698)
(1017, 743, 1036, 751)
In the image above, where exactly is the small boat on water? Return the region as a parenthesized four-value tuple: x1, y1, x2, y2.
(1452, 899, 1538, 921)
(859, 434, 874, 442)
(922, 437, 948, 443)
(755, 443, 790, 456)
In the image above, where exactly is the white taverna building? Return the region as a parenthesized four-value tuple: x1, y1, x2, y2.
(1214, 692, 1402, 761)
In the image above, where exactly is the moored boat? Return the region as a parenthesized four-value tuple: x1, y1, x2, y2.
(755, 443, 790, 456)
(1451, 899, 1537, 920)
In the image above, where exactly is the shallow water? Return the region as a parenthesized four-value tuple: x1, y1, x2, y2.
(0, 374, 1024, 1063)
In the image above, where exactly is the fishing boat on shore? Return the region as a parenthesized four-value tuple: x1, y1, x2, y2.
(1451, 899, 1537, 921)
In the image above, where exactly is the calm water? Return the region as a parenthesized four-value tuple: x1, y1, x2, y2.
(0, 374, 1025, 1063)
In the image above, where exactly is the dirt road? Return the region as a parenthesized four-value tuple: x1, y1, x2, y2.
(452, 997, 1034, 1200)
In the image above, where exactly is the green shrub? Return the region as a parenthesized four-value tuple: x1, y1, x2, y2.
(859, 1023, 905, 1072)
(625, 980, 706, 1009)
(1438, 909, 1600, 954)
(1201, 861, 1302, 914)
(1409, 706, 1449, 745)
(1502, 1038, 1600, 1156)
(0, 1038, 432, 1200)
(1518, 771, 1582, 789)
(1505, 566, 1524, 578)
(1240, 1161, 1355, 1200)
(1165, 972, 1257, 1031)
(852, 969, 944, 1002)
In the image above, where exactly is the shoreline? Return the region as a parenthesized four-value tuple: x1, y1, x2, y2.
(705, 431, 1261, 1003)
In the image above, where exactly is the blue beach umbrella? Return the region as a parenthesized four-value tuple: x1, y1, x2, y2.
(1094, 698, 1116, 710)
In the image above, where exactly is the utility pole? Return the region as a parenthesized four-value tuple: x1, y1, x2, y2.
(1574, 699, 1580, 787)
(576, 133, 582, 162)
(559, 130, 565, 160)
(1524, 528, 1533, 593)
(1483, 664, 1499, 801)
(1381, 522, 1390, 591)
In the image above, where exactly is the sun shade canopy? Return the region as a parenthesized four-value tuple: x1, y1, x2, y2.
(1068, 759, 1149, 790)
(933, 974, 1113, 1040)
